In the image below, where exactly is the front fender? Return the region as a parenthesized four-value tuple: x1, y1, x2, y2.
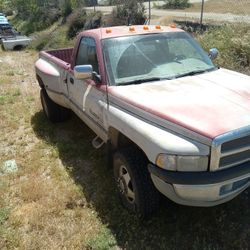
(107, 104, 209, 164)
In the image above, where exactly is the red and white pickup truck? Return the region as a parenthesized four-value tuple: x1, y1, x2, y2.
(35, 25, 250, 216)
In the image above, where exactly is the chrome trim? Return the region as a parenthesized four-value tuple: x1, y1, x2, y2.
(210, 145, 221, 171)
(74, 65, 93, 80)
(210, 125, 250, 171)
(213, 125, 250, 146)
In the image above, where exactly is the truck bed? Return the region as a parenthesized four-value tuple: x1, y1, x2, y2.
(2, 35, 32, 50)
(39, 48, 74, 70)
(45, 48, 73, 64)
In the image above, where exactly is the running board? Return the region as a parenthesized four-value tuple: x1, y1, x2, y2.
(92, 136, 105, 149)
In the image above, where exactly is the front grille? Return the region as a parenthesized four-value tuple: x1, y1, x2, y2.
(219, 135, 250, 169)
(221, 134, 250, 152)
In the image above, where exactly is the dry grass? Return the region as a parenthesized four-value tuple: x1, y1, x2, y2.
(0, 49, 114, 250)
(158, 15, 176, 25)
(0, 43, 249, 250)
(182, 0, 250, 15)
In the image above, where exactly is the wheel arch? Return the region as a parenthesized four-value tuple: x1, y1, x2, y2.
(108, 127, 149, 161)
(36, 74, 45, 88)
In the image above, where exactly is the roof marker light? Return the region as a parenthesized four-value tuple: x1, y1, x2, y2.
(155, 25, 162, 30)
(129, 26, 135, 32)
(170, 23, 177, 28)
(106, 28, 112, 34)
(143, 25, 149, 30)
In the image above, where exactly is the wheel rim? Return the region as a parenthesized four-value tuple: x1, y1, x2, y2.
(118, 165, 135, 204)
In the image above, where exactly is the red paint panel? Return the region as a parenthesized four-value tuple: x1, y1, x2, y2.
(40, 51, 71, 70)
(47, 48, 73, 64)
(108, 69, 250, 139)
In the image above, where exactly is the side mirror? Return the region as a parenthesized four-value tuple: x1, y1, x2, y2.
(92, 71, 102, 84)
(74, 65, 93, 80)
(208, 48, 219, 60)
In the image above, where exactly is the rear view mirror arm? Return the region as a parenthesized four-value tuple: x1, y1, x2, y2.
(92, 71, 102, 84)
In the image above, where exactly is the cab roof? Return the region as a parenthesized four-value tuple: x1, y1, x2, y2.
(80, 25, 184, 40)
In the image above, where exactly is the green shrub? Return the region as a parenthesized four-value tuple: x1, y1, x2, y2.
(197, 24, 250, 75)
(67, 10, 102, 39)
(109, 0, 146, 26)
(30, 22, 75, 51)
(62, 0, 73, 18)
(162, 0, 191, 9)
(67, 9, 88, 38)
(4, 10, 13, 16)
(12, 8, 61, 35)
(33, 33, 51, 51)
(84, 12, 103, 30)
(8, 1, 75, 34)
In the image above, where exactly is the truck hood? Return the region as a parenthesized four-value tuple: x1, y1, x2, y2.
(109, 68, 250, 139)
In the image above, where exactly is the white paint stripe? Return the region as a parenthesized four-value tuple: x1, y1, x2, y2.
(82, 84, 92, 111)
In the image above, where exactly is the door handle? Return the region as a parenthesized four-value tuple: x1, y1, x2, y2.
(70, 78, 74, 84)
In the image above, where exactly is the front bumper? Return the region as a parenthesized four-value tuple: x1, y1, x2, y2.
(148, 162, 250, 207)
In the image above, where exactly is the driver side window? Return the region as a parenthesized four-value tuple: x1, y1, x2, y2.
(75, 37, 99, 74)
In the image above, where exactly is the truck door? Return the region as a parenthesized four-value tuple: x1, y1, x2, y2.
(67, 36, 108, 141)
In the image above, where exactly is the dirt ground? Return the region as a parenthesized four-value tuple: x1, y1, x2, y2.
(0, 50, 250, 250)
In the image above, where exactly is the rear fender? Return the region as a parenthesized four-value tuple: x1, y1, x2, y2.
(35, 58, 60, 92)
(35, 58, 69, 108)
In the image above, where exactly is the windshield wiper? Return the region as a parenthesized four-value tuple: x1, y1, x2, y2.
(174, 67, 217, 79)
(117, 77, 166, 86)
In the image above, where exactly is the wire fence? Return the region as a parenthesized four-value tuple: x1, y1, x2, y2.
(89, 0, 250, 26)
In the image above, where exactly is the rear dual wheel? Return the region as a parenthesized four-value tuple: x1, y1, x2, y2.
(40, 88, 71, 123)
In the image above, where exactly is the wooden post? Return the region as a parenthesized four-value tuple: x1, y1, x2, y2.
(149, 0, 151, 24)
(200, 0, 205, 27)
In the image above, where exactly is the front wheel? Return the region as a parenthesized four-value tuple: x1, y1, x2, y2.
(113, 148, 160, 217)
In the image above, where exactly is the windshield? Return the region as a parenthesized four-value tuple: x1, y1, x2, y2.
(103, 32, 216, 86)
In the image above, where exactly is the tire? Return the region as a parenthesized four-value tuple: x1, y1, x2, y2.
(105, 140, 113, 169)
(40, 88, 71, 123)
(113, 148, 160, 217)
(13, 45, 24, 51)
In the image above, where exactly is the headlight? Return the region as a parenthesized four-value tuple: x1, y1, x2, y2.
(156, 154, 208, 172)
